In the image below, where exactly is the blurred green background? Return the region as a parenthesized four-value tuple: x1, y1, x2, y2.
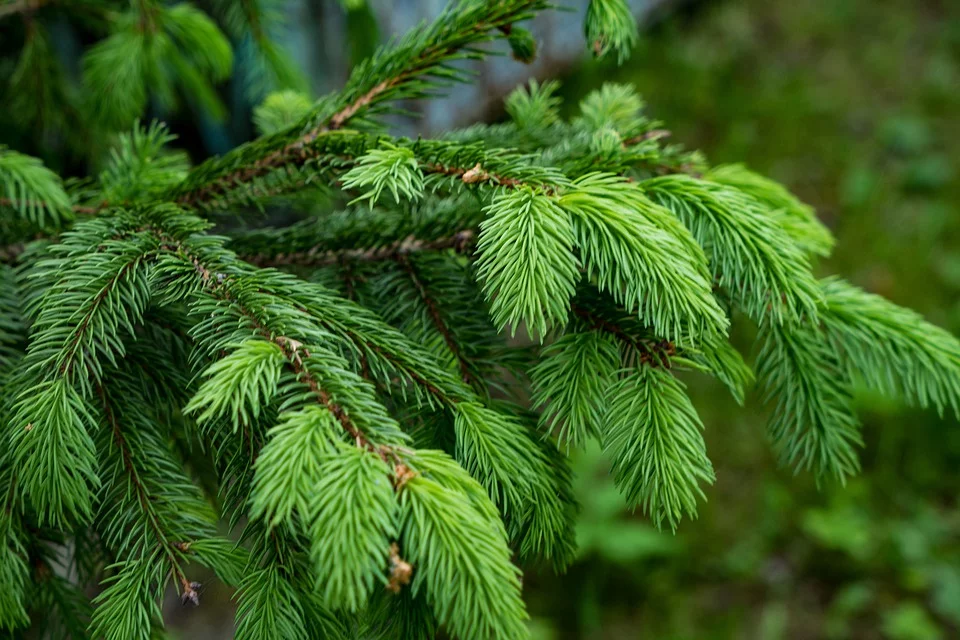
(527, 0, 960, 637)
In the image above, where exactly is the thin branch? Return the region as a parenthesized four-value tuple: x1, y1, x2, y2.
(622, 129, 671, 147)
(422, 161, 535, 191)
(173, 1, 545, 208)
(571, 303, 676, 368)
(96, 384, 194, 596)
(396, 254, 477, 386)
(59, 260, 141, 378)
(178, 245, 393, 458)
(242, 229, 476, 268)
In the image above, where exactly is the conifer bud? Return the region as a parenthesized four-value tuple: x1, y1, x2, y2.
(507, 27, 538, 64)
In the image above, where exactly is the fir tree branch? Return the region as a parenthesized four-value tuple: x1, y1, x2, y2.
(174, 242, 396, 459)
(422, 161, 541, 192)
(242, 230, 476, 268)
(396, 254, 476, 386)
(94, 384, 194, 596)
(172, 0, 550, 209)
(570, 303, 676, 367)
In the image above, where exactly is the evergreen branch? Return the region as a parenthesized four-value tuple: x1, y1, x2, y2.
(9, 0, 952, 634)
(476, 188, 579, 338)
(559, 173, 728, 344)
(396, 254, 476, 386)
(571, 303, 676, 367)
(172, 0, 550, 209)
(0, 264, 26, 372)
(571, 290, 752, 403)
(235, 561, 345, 640)
(0, 496, 29, 631)
(399, 450, 528, 640)
(7, 378, 100, 527)
(585, 0, 638, 63)
(287, 286, 465, 408)
(242, 229, 476, 268)
(422, 160, 535, 191)
(0, 147, 74, 227)
(342, 142, 425, 205)
(820, 276, 960, 416)
(642, 174, 822, 326)
(531, 329, 620, 449)
(166, 241, 404, 458)
(174, 131, 568, 211)
(156, 225, 573, 565)
(757, 322, 862, 482)
(305, 443, 398, 611)
(94, 384, 194, 598)
(604, 366, 715, 531)
(156, 235, 560, 616)
(706, 164, 835, 257)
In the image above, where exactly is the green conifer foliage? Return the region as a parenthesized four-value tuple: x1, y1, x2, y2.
(1, 1, 959, 638)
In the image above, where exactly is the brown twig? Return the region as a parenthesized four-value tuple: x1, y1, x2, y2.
(622, 129, 671, 146)
(571, 303, 676, 368)
(423, 161, 535, 191)
(396, 254, 477, 386)
(173, 2, 539, 209)
(96, 384, 196, 601)
(243, 230, 476, 268)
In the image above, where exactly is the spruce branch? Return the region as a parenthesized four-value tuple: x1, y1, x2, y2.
(531, 329, 620, 449)
(757, 322, 862, 482)
(170, 246, 380, 451)
(242, 230, 476, 268)
(0, 147, 74, 227)
(820, 276, 960, 416)
(570, 303, 676, 368)
(605, 366, 715, 531)
(151, 218, 573, 567)
(171, 0, 551, 209)
(396, 254, 477, 386)
(4, 0, 959, 632)
(642, 174, 823, 325)
(93, 384, 195, 600)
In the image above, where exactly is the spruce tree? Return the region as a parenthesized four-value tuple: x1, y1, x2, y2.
(1, 1, 959, 638)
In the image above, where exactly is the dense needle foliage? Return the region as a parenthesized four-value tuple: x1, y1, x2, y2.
(1, 1, 959, 638)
